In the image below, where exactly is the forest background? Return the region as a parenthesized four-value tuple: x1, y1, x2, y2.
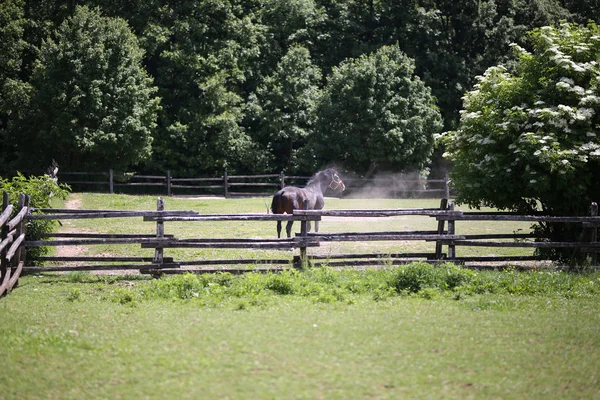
(1, 0, 597, 179)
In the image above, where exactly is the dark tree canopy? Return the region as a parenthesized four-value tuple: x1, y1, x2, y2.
(310, 45, 442, 175)
(12, 5, 160, 171)
(0, 0, 593, 177)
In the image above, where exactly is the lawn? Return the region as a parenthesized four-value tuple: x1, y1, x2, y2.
(1, 268, 600, 399)
(3, 193, 598, 399)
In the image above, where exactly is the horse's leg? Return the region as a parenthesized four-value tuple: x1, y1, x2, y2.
(277, 221, 282, 238)
(315, 221, 319, 233)
(307, 221, 312, 233)
(286, 221, 293, 238)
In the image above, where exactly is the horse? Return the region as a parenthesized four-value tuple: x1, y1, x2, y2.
(271, 168, 345, 238)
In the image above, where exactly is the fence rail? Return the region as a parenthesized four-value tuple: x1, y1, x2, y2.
(6, 169, 452, 199)
(0, 192, 29, 297)
(0, 194, 598, 296)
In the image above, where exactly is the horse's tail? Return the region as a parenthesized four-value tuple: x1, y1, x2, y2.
(271, 190, 283, 214)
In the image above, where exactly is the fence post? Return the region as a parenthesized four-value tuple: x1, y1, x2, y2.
(150, 197, 165, 276)
(224, 170, 229, 198)
(109, 169, 114, 194)
(444, 173, 450, 199)
(280, 171, 285, 189)
(167, 170, 172, 197)
(447, 201, 456, 260)
(435, 198, 448, 259)
(591, 202, 598, 266)
(0, 192, 9, 295)
(299, 200, 309, 268)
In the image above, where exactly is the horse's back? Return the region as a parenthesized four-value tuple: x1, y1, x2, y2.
(271, 187, 304, 214)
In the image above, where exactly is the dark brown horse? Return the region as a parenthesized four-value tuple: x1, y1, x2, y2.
(271, 168, 345, 238)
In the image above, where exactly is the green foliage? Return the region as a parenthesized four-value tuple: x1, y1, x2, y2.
(138, 263, 600, 307)
(14, 5, 160, 171)
(144, 0, 269, 176)
(1, 0, 593, 176)
(391, 262, 475, 293)
(442, 23, 600, 260)
(248, 45, 322, 173)
(310, 45, 443, 174)
(1, 173, 70, 260)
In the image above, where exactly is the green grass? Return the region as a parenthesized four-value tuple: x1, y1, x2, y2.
(50, 193, 535, 264)
(2, 266, 600, 399)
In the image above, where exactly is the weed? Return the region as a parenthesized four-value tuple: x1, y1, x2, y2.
(66, 288, 81, 302)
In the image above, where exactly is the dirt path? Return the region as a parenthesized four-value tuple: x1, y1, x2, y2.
(54, 194, 86, 262)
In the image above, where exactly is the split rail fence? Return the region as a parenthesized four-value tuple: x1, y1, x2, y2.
(1, 197, 595, 283)
(27, 170, 452, 199)
(0, 193, 30, 297)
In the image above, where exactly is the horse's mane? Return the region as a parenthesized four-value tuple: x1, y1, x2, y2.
(306, 170, 327, 187)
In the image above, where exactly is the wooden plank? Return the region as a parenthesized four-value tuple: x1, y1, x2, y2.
(294, 209, 463, 217)
(40, 233, 175, 239)
(0, 204, 14, 227)
(113, 182, 166, 187)
(34, 256, 174, 262)
(437, 214, 600, 222)
(451, 240, 600, 248)
(6, 233, 25, 261)
(176, 259, 292, 266)
(308, 230, 442, 236)
(307, 253, 434, 260)
(140, 240, 315, 249)
(0, 229, 16, 253)
(229, 174, 281, 179)
(28, 210, 199, 220)
(7, 261, 23, 292)
(170, 177, 224, 182)
(462, 234, 538, 240)
(7, 206, 28, 230)
(23, 263, 181, 273)
(145, 214, 320, 222)
(304, 233, 465, 242)
(228, 182, 279, 187)
(0, 265, 11, 296)
(25, 237, 163, 246)
(175, 238, 296, 243)
(451, 256, 542, 262)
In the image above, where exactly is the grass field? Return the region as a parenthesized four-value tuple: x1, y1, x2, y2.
(2, 268, 600, 399)
(2, 193, 599, 399)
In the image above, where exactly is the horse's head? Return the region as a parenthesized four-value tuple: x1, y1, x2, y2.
(325, 169, 345, 192)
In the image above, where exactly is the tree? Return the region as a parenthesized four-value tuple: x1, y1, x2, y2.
(309, 44, 442, 175)
(442, 23, 600, 260)
(248, 45, 322, 172)
(140, 0, 269, 176)
(0, 0, 29, 166)
(13, 5, 160, 171)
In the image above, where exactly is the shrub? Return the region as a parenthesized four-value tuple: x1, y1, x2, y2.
(391, 262, 474, 294)
(0, 173, 70, 262)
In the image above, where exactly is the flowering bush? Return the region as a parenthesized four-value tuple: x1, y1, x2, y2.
(441, 23, 600, 261)
(443, 23, 600, 215)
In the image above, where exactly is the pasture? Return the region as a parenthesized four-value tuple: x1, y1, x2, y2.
(2, 194, 600, 399)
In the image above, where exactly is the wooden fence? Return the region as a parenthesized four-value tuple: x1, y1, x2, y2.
(44, 170, 452, 199)
(0, 193, 30, 297)
(8, 197, 598, 280)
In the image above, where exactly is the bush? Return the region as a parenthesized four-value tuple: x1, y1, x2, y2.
(442, 22, 600, 261)
(391, 262, 474, 294)
(0, 173, 70, 262)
